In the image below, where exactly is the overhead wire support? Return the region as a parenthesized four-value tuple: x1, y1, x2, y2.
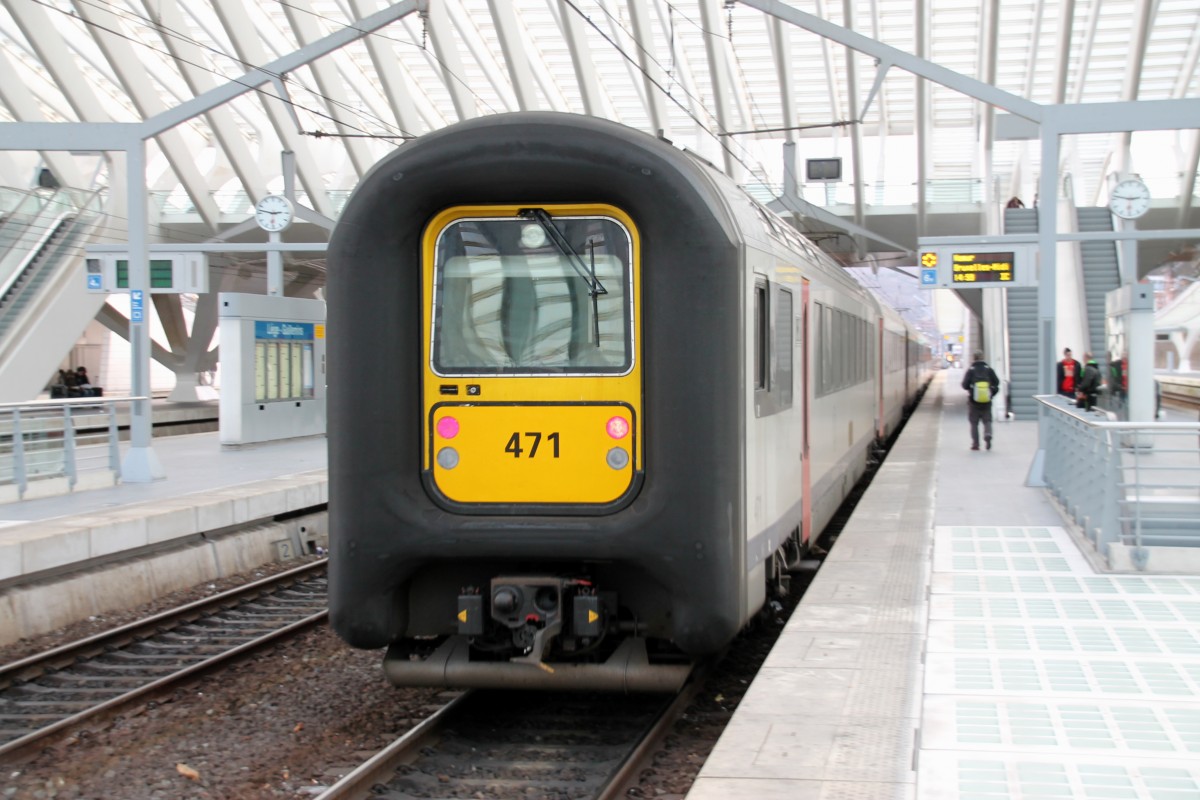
(719, 120, 860, 137)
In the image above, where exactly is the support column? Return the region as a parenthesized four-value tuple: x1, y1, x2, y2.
(121, 139, 165, 482)
(1027, 125, 1060, 486)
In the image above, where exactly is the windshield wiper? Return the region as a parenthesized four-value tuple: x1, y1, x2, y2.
(518, 208, 608, 345)
(518, 208, 608, 299)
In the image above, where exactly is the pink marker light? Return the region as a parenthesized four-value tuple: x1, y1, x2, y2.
(437, 416, 460, 439)
(606, 416, 630, 439)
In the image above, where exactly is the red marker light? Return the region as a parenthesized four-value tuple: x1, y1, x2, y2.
(606, 416, 629, 439)
(437, 416, 460, 439)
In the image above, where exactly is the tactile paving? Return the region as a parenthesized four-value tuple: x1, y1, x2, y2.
(919, 526, 1200, 800)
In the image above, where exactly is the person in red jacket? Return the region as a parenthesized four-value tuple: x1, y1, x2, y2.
(1056, 348, 1081, 398)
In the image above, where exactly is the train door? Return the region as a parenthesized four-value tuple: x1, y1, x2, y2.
(876, 317, 885, 441)
(800, 280, 812, 544)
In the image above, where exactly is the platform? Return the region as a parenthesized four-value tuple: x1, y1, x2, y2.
(0, 431, 327, 645)
(687, 369, 1200, 800)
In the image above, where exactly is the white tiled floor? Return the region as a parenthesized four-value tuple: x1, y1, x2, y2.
(918, 525, 1200, 800)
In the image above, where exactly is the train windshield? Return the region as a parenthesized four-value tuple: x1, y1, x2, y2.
(432, 216, 633, 375)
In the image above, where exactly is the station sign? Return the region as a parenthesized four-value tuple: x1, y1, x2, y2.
(916, 238, 1038, 289)
(84, 251, 209, 294)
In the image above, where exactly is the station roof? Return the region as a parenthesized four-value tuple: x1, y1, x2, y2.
(1, 0, 1197, 248)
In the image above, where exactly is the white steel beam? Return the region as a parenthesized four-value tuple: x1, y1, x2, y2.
(346, 0, 430, 135)
(653, 0, 710, 144)
(158, 0, 423, 135)
(1112, 0, 1156, 169)
(72, 0, 223, 231)
(279, 0, 377, 177)
(426, 0, 477, 120)
(144, 0, 268, 204)
(556, 0, 607, 117)
(739, 0, 1043, 122)
(206, 0, 336, 217)
(628, 0, 671, 136)
(484, 0, 536, 110)
(447, 1, 518, 112)
(698, 0, 737, 176)
(979, 0, 999, 207)
(767, 14, 797, 194)
(0, 50, 85, 189)
(914, 0, 930, 235)
(5, 0, 111, 123)
(841, 0, 865, 251)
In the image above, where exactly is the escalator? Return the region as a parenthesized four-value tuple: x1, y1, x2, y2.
(0, 188, 106, 402)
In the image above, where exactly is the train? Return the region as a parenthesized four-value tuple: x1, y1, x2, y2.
(326, 112, 932, 692)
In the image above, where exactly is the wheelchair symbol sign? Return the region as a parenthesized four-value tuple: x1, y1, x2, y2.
(921, 268, 938, 285)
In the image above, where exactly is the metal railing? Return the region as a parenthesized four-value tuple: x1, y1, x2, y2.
(0, 397, 147, 501)
(1039, 395, 1200, 570)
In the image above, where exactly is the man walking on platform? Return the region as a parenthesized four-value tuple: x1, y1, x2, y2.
(962, 350, 1001, 451)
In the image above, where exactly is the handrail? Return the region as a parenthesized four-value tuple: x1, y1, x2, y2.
(1037, 394, 1200, 571)
(0, 397, 149, 502)
(0, 396, 149, 411)
(0, 212, 74, 302)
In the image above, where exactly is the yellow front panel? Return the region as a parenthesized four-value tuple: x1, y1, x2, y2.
(431, 403, 636, 504)
(421, 203, 643, 508)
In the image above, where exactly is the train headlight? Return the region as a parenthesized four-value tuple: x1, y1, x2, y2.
(520, 224, 547, 249)
(606, 416, 629, 439)
(606, 447, 629, 470)
(437, 446, 460, 469)
(436, 416, 459, 439)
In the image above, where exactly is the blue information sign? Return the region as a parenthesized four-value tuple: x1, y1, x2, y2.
(255, 321, 315, 341)
(921, 268, 938, 286)
(87, 274, 102, 290)
(130, 289, 144, 323)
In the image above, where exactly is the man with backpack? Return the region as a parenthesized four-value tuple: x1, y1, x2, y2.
(961, 350, 1001, 451)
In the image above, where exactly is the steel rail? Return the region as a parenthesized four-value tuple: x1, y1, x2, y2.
(314, 692, 474, 800)
(0, 559, 326, 688)
(0, 561, 328, 760)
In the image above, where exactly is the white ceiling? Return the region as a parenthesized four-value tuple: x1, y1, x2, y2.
(1, 0, 1197, 241)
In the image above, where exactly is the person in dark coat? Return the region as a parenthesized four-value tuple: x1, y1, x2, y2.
(1077, 353, 1102, 411)
(1056, 347, 1082, 398)
(74, 366, 94, 397)
(961, 350, 1001, 451)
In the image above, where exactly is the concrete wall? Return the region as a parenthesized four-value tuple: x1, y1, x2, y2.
(1, 511, 327, 645)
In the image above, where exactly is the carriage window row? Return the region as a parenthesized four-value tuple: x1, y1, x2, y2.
(816, 303, 873, 398)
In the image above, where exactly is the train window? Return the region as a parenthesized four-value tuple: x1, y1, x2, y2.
(754, 280, 768, 391)
(776, 288, 793, 408)
(754, 283, 794, 417)
(431, 216, 632, 374)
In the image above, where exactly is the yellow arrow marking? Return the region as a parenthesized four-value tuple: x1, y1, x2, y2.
(588, 610, 599, 624)
(457, 609, 468, 623)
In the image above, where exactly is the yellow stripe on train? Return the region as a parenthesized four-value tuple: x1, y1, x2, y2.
(431, 403, 636, 504)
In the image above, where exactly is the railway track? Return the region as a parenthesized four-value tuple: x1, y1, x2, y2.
(1159, 376, 1200, 414)
(316, 678, 701, 800)
(0, 559, 327, 760)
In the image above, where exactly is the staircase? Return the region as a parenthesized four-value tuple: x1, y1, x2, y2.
(1003, 207, 1039, 419)
(1000, 205, 1123, 419)
(1076, 207, 1121, 376)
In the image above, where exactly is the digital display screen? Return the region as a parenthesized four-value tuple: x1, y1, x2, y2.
(951, 251, 1015, 283)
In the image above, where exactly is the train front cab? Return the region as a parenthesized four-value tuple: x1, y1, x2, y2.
(392, 203, 689, 691)
(421, 204, 643, 513)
